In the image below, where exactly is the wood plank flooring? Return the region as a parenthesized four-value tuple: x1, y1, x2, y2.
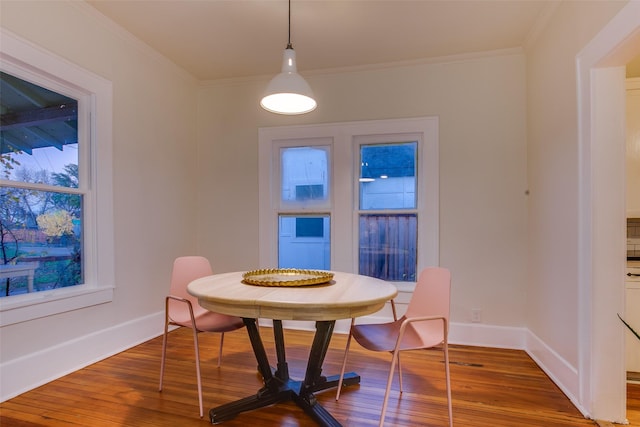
(1, 326, 638, 426)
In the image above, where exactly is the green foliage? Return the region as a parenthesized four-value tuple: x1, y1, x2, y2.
(0, 146, 22, 179)
(0, 162, 82, 296)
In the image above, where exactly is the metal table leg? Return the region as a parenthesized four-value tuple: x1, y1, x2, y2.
(209, 319, 360, 426)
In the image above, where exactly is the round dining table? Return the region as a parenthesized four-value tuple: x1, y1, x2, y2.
(188, 270, 398, 426)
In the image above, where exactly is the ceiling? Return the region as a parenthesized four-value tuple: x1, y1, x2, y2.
(3, 1, 639, 160)
(86, 0, 557, 81)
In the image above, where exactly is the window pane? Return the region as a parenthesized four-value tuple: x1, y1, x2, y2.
(0, 72, 79, 186)
(279, 215, 330, 270)
(281, 146, 329, 204)
(359, 214, 416, 281)
(0, 186, 83, 296)
(359, 142, 417, 210)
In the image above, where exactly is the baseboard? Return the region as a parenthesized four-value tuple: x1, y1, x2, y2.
(525, 329, 584, 416)
(0, 311, 164, 402)
(1, 313, 583, 418)
(449, 322, 526, 349)
(267, 319, 584, 417)
(449, 323, 584, 416)
(265, 319, 528, 350)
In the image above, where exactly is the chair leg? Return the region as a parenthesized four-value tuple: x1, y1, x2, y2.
(389, 299, 403, 393)
(397, 352, 403, 393)
(159, 310, 170, 392)
(443, 342, 453, 426)
(335, 319, 355, 401)
(192, 328, 204, 418)
(217, 332, 225, 367)
(379, 349, 400, 427)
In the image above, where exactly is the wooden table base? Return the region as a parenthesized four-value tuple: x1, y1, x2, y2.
(209, 319, 359, 426)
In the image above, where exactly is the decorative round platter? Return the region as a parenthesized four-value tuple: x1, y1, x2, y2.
(242, 268, 334, 287)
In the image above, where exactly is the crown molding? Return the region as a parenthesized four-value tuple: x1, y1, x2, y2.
(201, 47, 525, 88)
(70, 1, 196, 84)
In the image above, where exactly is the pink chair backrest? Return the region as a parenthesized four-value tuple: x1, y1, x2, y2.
(169, 256, 213, 315)
(405, 267, 451, 322)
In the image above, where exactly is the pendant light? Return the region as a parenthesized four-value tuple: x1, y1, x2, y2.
(260, 0, 317, 115)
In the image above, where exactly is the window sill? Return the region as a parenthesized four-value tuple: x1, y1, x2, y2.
(0, 286, 114, 326)
(394, 281, 417, 293)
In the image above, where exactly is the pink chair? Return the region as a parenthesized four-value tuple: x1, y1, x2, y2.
(158, 256, 245, 418)
(336, 267, 453, 427)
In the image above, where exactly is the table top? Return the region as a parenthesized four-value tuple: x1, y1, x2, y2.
(188, 270, 398, 321)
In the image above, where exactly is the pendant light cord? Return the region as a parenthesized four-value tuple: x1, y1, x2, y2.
(287, 0, 293, 49)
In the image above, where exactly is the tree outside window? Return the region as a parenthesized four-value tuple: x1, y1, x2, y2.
(0, 72, 83, 296)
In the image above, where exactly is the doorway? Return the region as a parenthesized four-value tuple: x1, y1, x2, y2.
(626, 72, 640, 420)
(577, 3, 640, 422)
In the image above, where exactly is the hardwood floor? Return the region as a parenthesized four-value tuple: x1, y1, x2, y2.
(1, 326, 638, 426)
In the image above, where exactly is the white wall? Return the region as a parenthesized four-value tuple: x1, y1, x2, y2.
(525, 0, 630, 419)
(1, 1, 632, 419)
(197, 52, 529, 332)
(0, 1, 199, 400)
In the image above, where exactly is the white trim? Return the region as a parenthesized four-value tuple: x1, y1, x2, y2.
(627, 77, 640, 218)
(352, 133, 430, 278)
(0, 29, 114, 326)
(0, 286, 113, 326)
(201, 48, 524, 87)
(260, 318, 528, 349)
(271, 316, 584, 419)
(526, 329, 584, 416)
(69, 2, 194, 83)
(258, 117, 439, 275)
(449, 322, 525, 350)
(274, 141, 333, 212)
(0, 311, 163, 402)
(576, 1, 640, 422)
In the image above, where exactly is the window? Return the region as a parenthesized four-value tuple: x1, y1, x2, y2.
(358, 142, 418, 280)
(279, 215, 330, 270)
(1, 72, 83, 296)
(0, 30, 114, 325)
(259, 118, 438, 291)
(277, 144, 331, 270)
(280, 145, 330, 207)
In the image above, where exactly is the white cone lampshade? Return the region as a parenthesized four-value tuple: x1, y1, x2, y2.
(260, 47, 317, 115)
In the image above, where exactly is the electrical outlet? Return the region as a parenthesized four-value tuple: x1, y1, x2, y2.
(471, 308, 482, 323)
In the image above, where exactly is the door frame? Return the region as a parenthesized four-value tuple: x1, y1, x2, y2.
(577, 1, 640, 421)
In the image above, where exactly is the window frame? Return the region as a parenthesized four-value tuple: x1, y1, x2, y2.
(355, 137, 421, 282)
(259, 117, 439, 292)
(0, 29, 114, 326)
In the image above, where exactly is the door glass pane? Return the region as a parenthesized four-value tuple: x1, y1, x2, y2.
(359, 142, 417, 210)
(359, 213, 417, 282)
(278, 215, 330, 270)
(281, 146, 329, 205)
